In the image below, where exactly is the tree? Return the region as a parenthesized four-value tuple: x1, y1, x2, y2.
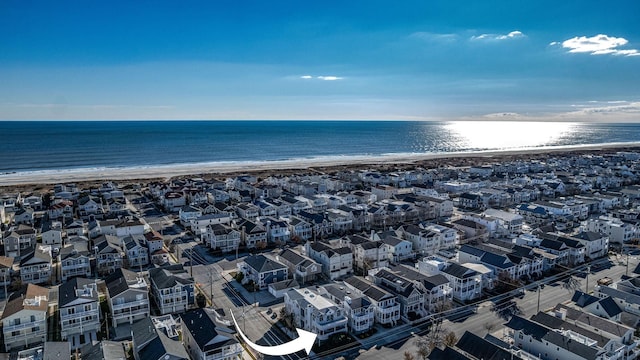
(403, 351, 416, 360)
(443, 331, 458, 347)
(562, 275, 582, 293)
(414, 336, 431, 360)
(279, 307, 296, 331)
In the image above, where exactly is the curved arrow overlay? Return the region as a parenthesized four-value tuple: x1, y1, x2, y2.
(230, 309, 316, 356)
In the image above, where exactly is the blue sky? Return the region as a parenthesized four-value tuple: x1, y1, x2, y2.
(1, 0, 639, 120)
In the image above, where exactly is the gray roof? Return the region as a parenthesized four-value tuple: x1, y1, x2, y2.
(149, 265, 193, 289)
(105, 268, 142, 297)
(139, 331, 189, 360)
(43, 342, 71, 360)
(58, 277, 98, 308)
(81, 340, 127, 360)
(244, 255, 287, 273)
(180, 309, 238, 352)
(456, 331, 522, 360)
(442, 263, 478, 279)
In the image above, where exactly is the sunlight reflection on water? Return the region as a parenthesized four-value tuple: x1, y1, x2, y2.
(440, 121, 579, 150)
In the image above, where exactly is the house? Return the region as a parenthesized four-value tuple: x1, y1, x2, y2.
(201, 223, 241, 253)
(190, 214, 234, 234)
(81, 341, 127, 360)
(0, 256, 14, 289)
(260, 217, 291, 244)
(237, 255, 288, 290)
(130, 316, 189, 360)
(583, 215, 638, 245)
(288, 216, 313, 241)
(595, 281, 640, 317)
(143, 229, 165, 255)
(305, 241, 353, 280)
(401, 223, 457, 256)
(268, 279, 300, 298)
(276, 249, 322, 284)
(569, 291, 623, 321)
(571, 231, 609, 260)
(346, 237, 389, 273)
(48, 200, 75, 220)
(376, 233, 414, 263)
(149, 264, 195, 315)
(284, 287, 348, 343)
(77, 195, 104, 219)
(94, 234, 125, 276)
(2, 227, 36, 259)
(440, 263, 483, 302)
(59, 243, 92, 281)
(123, 234, 150, 269)
(506, 311, 635, 360)
(64, 218, 86, 237)
(58, 277, 100, 349)
(483, 208, 524, 236)
(370, 268, 426, 321)
(343, 276, 401, 326)
(237, 220, 267, 249)
(384, 265, 453, 314)
(458, 192, 484, 210)
(106, 268, 150, 328)
(319, 284, 375, 335)
(179, 205, 203, 227)
(162, 192, 186, 212)
(235, 203, 260, 220)
(0, 284, 48, 352)
(19, 247, 52, 285)
(13, 207, 34, 225)
(180, 308, 243, 360)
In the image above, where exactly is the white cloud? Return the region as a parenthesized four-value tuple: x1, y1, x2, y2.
(300, 75, 313, 79)
(410, 32, 458, 42)
(317, 76, 343, 81)
(559, 34, 639, 56)
(471, 30, 525, 41)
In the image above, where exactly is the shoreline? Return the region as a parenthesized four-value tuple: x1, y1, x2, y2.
(2, 142, 640, 187)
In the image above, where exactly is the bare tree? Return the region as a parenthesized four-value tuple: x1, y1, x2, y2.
(443, 331, 458, 347)
(414, 336, 431, 360)
(404, 351, 416, 360)
(562, 275, 582, 293)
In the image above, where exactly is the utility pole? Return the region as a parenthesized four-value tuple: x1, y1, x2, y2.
(586, 265, 591, 293)
(536, 284, 541, 313)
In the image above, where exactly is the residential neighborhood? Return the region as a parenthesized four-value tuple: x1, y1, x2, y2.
(1, 150, 640, 359)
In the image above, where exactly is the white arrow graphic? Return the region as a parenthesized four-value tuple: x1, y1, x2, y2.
(230, 309, 316, 356)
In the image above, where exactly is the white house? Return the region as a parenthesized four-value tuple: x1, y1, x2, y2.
(0, 284, 48, 352)
(284, 288, 348, 342)
(306, 241, 353, 280)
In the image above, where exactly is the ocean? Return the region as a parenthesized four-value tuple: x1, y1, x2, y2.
(1, 120, 640, 175)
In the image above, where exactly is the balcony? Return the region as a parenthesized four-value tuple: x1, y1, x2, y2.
(112, 299, 149, 311)
(3, 320, 45, 333)
(60, 309, 99, 322)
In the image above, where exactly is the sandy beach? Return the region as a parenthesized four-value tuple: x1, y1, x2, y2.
(2, 142, 640, 188)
